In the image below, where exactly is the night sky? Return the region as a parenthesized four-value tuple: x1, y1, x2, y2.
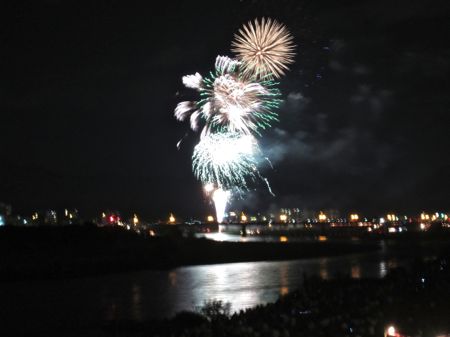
(1, 0, 449, 220)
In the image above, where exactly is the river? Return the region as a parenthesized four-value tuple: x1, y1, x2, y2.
(0, 242, 433, 335)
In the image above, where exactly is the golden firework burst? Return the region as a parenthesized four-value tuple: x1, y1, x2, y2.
(232, 18, 296, 79)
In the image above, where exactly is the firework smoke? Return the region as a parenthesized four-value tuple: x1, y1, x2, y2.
(232, 18, 296, 79)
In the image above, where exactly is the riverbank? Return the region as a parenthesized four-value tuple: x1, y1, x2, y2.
(103, 256, 450, 337)
(0, 226, 381, 281)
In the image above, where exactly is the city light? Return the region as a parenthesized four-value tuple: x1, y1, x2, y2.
(318, 212, 327, 222)
(386, 325, 396, 336)
(421, 212, 430, 220)
(387, 214, 398, 222)
(133, 214, 139, 225)
(350, 213, 359, 221)
(241, 213, 247, 222)
(207, 215, 214, 222)
(169, 213, 176, 224)
(280, 214, 287, 222)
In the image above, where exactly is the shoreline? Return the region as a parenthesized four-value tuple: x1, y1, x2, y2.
(0, 226, 381, 282)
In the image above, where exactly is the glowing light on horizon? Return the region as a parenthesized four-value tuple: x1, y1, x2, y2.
(386, 326, 396, 336)
(241, 213, 248, 222)
(318, 212, 327, 222)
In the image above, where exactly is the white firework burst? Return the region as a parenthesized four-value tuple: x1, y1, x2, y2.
(192, 132, 261, 191)
(174, 55, 281, 138)
(231, 17, 296, 79)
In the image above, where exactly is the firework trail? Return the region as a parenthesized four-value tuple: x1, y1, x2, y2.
(232, 17, 296, 79)
(175, 56, 281, 138)
(212, 188, 230, 223)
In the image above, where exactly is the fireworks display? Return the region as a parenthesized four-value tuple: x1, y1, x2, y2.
(174, 18, 295, 222)
(212, 188, 230, 224)
(231, 18, 296, 79)
(192, 132, 260, 191)
(175, 56, 282, 138)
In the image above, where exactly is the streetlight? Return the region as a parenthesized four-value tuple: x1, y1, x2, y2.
(318, 212, 327, 222)
(385, 325, 397, 337)
(350, 213, 359, 222)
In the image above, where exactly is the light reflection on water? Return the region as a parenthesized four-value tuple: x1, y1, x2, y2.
(0, 252, 416, 334)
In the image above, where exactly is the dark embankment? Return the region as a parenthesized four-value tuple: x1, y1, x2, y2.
(0, 226, 379, 281)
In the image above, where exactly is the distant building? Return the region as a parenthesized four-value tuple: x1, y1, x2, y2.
(61, 208, 80, 225)
(44, 210, 58, 225)
(0, 202, 12, 217)
(0, 202, 12, 226)
(99, 211, 122, 226)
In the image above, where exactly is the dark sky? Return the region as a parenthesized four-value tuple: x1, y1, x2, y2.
(1, 0, 449, 220)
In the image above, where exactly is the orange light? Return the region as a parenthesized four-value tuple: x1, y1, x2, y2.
(279, 236, 288, 242)
(318, 212, 327, 222)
